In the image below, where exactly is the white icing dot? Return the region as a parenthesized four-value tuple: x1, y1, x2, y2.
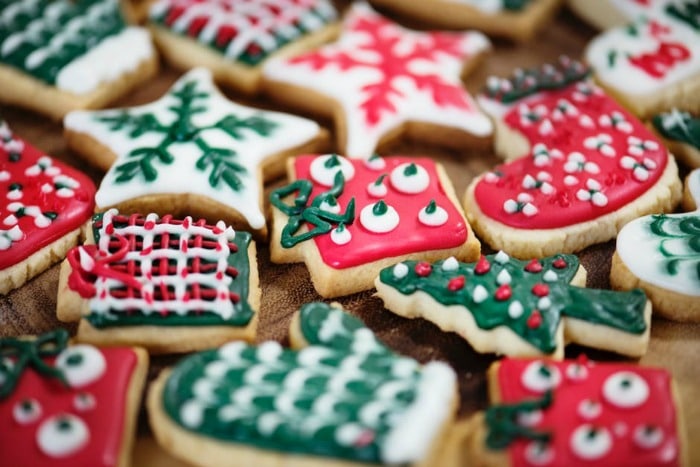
(503, 199, 518, 213)
(496, 269, 512, 285)
(319, 199, 341, 214)
(543, 270, 558, 282)
(592, 192, 608, 207)
(7, 189, 23, 200)
(180, 400, 205, 428)
(522, 203, 539, 216)
(524, 441, 555, 466)
(393, 262, 409, 279)
(55, 345, 106, 388)
(473, 285, 488, 303)
(257, 341, 283, 363)
(73, 393, 96, 412)
(634, 425, 664, 449)
(508, 301, 524, 319)
(13, 399, 42, 425)
(389, 163, 430, 194)
(566, 363, 588, 381)
(310, 154, 355, 186)
(37, 414, 89, 458)
(570, 425, 612, 460)
(367, 180, 387, 198)
(517, 409, 543, 427)
(578, 399, 602, 420)
(441, 257, 459, 271)
(564, 175, 579, 186)
(257, 412, 283, 436)
(418, 203, 448, 227)
(521, 361, 561, 393)
(364, 155, 386, 170)
(360, 202, 399, 234)
(537, 297, 552, 310)
(494, 251, 510, 264)
(602, 372, 649, 408)
(335, 423, 365, 446)
(331, 226, 352, 245)
(0, 170, 9, 181)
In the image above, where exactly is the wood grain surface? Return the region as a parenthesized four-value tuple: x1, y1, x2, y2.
(1, 3, 699, 465)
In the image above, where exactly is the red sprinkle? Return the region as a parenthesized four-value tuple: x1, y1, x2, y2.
(524, 259, 543, 273)
(415, 262, 432, 277)
(495, 284, 512, 301)
(475, 256, 491, 275)
(447, 275, 465, 291)
(553, 258, 567, 269)
(532, 283, 549, 297)
(527, 310, 543, 329)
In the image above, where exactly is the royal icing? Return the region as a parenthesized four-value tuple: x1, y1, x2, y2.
(161, 302, 456, 464)
(263, 1, 492, 159)
(0, 120, 95, 273)
(65, 209, 256, 328)
(63, 67, 320, 231)
(487, 358, 681, 466)
(653, 108, 700, 150)
(148, 0, 337, 66)
(442, 0, 532, 13)
(0, 330, 140, 466)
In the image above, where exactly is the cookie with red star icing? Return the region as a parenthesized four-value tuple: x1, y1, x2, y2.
(262, 1, 493, 160)
(0, 120, 96, 295)
(146, 0, 339, 95)
(464, 57, 682, 258)
(0, 329, 148, 467)
(269, 153, 481, 298)
(465, 357, 687, 467)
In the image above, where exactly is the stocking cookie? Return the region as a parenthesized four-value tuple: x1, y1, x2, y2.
(611, 169, 700, 322)
(652, 109, 700, 168)
(464, 57, 682, 258)
(64, 67, 327, 238)
(262, 1, 493, 160)
(269, 153, 481, 298)
(0, 0, 158, 119)
(147, 0, 339, 94)
(0, 329, 148, 467)
(375, 251, 651, 359)
(0, 120, 95, 295)
(465, 357, 686, 466)
(148, 301, 458, 466)
(56, 209, 260, 353)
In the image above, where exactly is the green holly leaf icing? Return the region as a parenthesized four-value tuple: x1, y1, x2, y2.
(161, 302, 455, 464)
(652, 109, 700, 150)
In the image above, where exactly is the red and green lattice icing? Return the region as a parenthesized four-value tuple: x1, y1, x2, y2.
(377, 252, 647, 354)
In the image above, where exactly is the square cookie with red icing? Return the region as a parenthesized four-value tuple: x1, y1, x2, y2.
(270, 153, 481, 298)
(0, 329, 148, 467)
(465, 357, 687, 466)
(56, 209, 260, 353)
(0, 120, 96, 295)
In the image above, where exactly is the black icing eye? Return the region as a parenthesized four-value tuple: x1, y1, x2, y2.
(13, 398, 42, 424)
(36, 413, 89, 458)
(55, 345, 106, 388)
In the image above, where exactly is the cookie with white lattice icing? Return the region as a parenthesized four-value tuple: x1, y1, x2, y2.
(0, 0, 158, 120)
(269, 153, 481, 298)
(147, 301, 459, 466)
(368, 0, 562, 42)
(611, 169, 700, 322)
(652, 109, 700, 168)
(262, 1, 493, 160)
(56, 209, 260, 353)
(464, 357, 687, 466)
(64, 67, 328, 238)
(0, 119, 96, 295)
(147, 0, 339, 95)
(464, 57, 682, 258)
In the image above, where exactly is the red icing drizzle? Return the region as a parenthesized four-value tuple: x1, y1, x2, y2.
(496, 358, 680, 467)
(293, 155, 468, 269)
(0, 347, 137, 466)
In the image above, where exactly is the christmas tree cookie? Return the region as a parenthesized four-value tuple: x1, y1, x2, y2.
(0, 0, 158, 119)
(652, 109, 700, 168)
(269, 153, 481, 298)
(64, 67, 328, 238)
(0, 119, 96, 295)
(0, 329, 148, 466)
(147, 0, 339, 94)
(375, 251, 651, 359)
(611, 169, 700, 322)
(56, 209, 260, 353)
(465, 357, 686, 466)
(262, 1, 493, 160)
(464, 57, 682, 258)
(147, 301, 458, 466)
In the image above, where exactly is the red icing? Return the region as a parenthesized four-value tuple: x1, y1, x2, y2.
(474, 82, 667, 229)
(496, 358, 680, 467)
(0, 347, 138, 466)
(414, 261, 432, 277)
(525, 259, 543, 273)
(475, 255, 491, 274)
(628, 41, 691, 78)
(293, 156, 468, 269)
(447, 275, 465, 291)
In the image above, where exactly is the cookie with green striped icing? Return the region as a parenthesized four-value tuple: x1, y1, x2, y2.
(147, 301, 458, 466)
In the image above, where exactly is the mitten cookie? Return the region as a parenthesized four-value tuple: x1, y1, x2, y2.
(0, 329, 148, 467)
(148, 301, 458, 466)
(465, 57, 682, 258)
(585, 2, 700, 118)
(611, 169, 700, 322)
(270, 153, 481, 298)
(0, 120, 95, 295)
(147, 0, 339, 94)
(375, 251, 651, 359)
(64, 67, 327, 238)
(652, 109, 700, 168)
(56, 209, 260, 353)
(0, 0, 158, 119)
(262, 1, 493, 160)
(368, 0, 562, 42)
(466, 357, 686, 466)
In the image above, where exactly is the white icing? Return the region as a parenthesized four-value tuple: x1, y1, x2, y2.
(37, 414, 89, 458)
(13, 399, 42, 425)
(441, 256, 459, 271)
(577, 399, 602, 420)
(389, 163, 430, 194)
(517, 409, 542, 427)
(634, 425, 664, 449)
(494, 251, 509, 264)
(508, 301, 524, 319)
(418, 203, 448, 227)
(521, 361, 561, 393)
(360, 202, 399, 233)
(565, 362, 588, 381)
(524, 441, 555, 466)
(496, 269, 511, 285)
(473, 285, 488, 303)
(73, 393, 96, 412)
(330, 226, 352, 245)
(180, 400, 205, 428)
(392, 262, 409, 279)
(366, 180, 387, 197)
(543, 270, 558, 282)
(257, 341, 283, 363)
(319, 198, 341, 214)
(537, 297, 551, 310)
(602, 371, 650, 408)
(570, 425, 612, 460)
(364, 155, 386, 170)
(309, 154, 356, 187)
(55, 345, 106, 388)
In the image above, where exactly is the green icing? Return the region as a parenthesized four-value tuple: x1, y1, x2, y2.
(649, 214, 700, 280)
(652, 109, 700, 150)
(378, 253, 647, 354)
(502, 0, 532, 11)
(485, 391, 552, 450)
(666, 1, 700, 31)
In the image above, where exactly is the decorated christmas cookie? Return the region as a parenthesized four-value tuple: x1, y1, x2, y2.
(64, 67, 327, 238)
(0, 120, 95, 295)
(653, 108, 700, 168)
(147, 0, 339, 94)
(375, 251, 651, 359)
(0, 329, 148, 467)
(368, 0, 562, 42)
(56, 209, 260, 353)
(148, 301, 458, 467)
(464, 57, 682, 258)
(611, 169, 700, 322)
(269, 153, 481, 298)
(0, 0, 158, 119)
(567, 0, 666, 30)
(262, 1, 493, 160)
(585, 1, 700, 118)
(465, 357, 686, 466)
